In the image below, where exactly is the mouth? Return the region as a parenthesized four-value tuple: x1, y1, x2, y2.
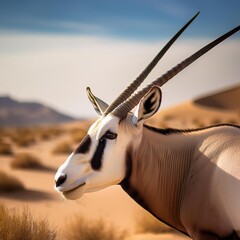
(62, 182, 86, 195)
(61, 182, 86, 200)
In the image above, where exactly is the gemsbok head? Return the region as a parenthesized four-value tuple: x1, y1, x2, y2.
(55, 12, 240, 239)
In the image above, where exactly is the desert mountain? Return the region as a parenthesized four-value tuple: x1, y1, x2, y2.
(0, 96, 76, 127)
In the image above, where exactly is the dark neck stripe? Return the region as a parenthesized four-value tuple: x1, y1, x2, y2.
(74, 135, 92, 154)
(120, 150, 132, 186)
(120, 151, 189, 236)
(91, 138, 106, 170)
(120, 151, 149, 211)
(144, 123, 240, 135)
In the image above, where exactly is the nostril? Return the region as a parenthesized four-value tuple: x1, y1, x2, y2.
(55, 174, 67, 187)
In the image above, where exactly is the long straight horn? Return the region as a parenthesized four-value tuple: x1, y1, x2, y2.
(104, 12, 200, 115)
(113, 25, 240, 118)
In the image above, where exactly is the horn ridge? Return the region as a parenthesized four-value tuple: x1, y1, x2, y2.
(104, 12, 200, 115)
(113, 25, 240, 118)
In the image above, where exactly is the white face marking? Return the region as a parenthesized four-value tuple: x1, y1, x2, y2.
(54, 114, 138, 200)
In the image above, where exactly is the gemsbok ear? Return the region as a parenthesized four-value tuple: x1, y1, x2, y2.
(86, 87, 109, 115)
(134, 86, 162, 124)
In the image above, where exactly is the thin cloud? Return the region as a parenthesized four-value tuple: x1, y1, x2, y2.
(141, 1, 191, 18)
(160, 3, 192, 18)
(53, 21, 106, 34)
(0, 16, 107, 35)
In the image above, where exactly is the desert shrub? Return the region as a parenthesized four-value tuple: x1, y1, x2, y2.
(0, 128, 10, 139)
(136, 211, 175, 234)
(78, 120, 94, 130)
(209, 118, 222, 125)
(36, 127, 64, 141)
(71, 129, 87, 143)
(0, 128, 5, 135)
(0, 171, 24, 192)
(226, 119, 239, 125)
(47, 127, 64, 136)
(63, 215, 127, 240)
(191, 118, 205, 128)
(0, 203, 56, 240)
(0, 142, 13, 155)
(11, 153, 44, 170)
(10, 128, 36, 147)
(163, 115, 175, 121)
(8, 126, 64, 145)
(52, 141, 73, 155)
(33, 128, 52, 141)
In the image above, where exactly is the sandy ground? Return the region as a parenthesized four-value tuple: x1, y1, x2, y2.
(0, 85, 239, 239)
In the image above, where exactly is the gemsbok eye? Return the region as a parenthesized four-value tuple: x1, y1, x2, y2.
(105, 131, 117, 140)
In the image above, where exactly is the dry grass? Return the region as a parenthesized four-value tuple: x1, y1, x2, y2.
(69, 120, 94, 143)
(11, 153, 44, 170)
(163, 115, 175, 121)
(10, 128, 36, 147)
(0, 142, 13, 155)
(35, 127, 65, 141)
(4, 126, 65, 146)
(209, 118, 222, 125)
(63, 215, 127, 240)
(0, 203, 56, 240)
(0, 128, 11, 140)
(136, 211, 175, 234)
(0, 171, 24, 192)
(191, 118, 205, 128)
(52, 141, 73, 155)
(71, 129, 87, 143)
(226, 118, 239, 125)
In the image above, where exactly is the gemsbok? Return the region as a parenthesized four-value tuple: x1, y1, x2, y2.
(55, 13, 240, 239)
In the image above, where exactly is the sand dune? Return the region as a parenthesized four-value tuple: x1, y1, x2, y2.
(194, 84, 240, 110)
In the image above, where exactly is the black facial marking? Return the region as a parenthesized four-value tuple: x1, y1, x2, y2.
(74, 135, 92, 154)
(91, 138, 106, 170)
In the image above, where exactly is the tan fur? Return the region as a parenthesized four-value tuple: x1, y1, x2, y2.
(124, 124, 240, 239)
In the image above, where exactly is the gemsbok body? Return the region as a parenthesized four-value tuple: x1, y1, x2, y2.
(55, 13, 240, 239)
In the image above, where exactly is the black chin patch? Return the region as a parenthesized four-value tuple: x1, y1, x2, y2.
(74, 135, 91, 154)
(91, 138, 106, 170)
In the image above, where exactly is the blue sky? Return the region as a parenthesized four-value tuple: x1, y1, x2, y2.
(0, 1, 239, 118)
(1, 0, 240, 39)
